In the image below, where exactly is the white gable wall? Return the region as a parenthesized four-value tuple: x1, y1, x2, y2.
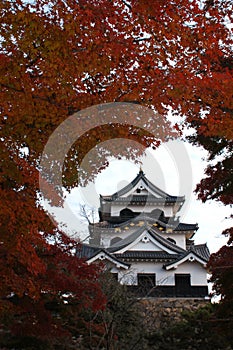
(119, 179, 155, 197)
(129, 240, 164, 251)
(114, 231, 180, 255)
(99, 228, 187, 250)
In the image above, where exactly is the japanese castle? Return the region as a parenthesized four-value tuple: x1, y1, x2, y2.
(78, 169, 210, 298)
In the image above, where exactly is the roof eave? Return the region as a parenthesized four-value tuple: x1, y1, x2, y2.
(87, 250, 130, 269)
(164, 251, 208, 270)
(100, 171, 185, 202)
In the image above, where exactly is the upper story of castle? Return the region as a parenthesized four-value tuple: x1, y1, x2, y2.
(99, 169, 185, 224)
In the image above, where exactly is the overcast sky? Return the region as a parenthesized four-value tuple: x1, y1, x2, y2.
(46, 140, 232, 253)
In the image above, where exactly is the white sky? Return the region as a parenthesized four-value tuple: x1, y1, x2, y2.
(47, 140, 232, 253)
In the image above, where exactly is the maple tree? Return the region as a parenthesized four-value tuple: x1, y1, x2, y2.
(207, 226, 233, 329)
(0, 150, 105, 347)
(0, 0, 232, 346)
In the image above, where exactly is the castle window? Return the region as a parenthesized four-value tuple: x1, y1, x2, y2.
(120, 208, 134, 219)
(175, 274, 191, 296)
(137, 273, 156, 290)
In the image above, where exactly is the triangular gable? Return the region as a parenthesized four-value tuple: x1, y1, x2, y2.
(112, 228, 184, 255)
(164, 251, 208, 270)
(119, 178, 166, 199)
(101, 170, 184, 203)
(87, 250, 130, 270)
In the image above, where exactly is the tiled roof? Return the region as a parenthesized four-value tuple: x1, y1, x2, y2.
(149, 227, 186, 253)
(107, 226, 146, 251)
(88, 249, 130, 269)
(101, 170, 185, 203)
(175, 223, 198, 231)
(190, 244, 210, 261)
(114, 251, 180, 260)
(92, 216, 198, 233)
(163, 245, 210, 270)
(76, 244, 130, 268)
(108, 224, 186, 254)
(76, 244, 100, 259)
(112, 195, 181, 204)
(77, 225, 209, 268)
(77, 240, 209, 267)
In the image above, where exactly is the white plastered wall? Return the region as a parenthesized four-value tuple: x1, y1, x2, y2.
(111, 261, 207, 286)
(165, 232, 186, 249)
(173, 261, 208, 285)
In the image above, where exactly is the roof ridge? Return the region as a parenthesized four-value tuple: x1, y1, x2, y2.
(100, 171, 185, 201)
(164, 248, 209, 269)
(148, 226, 186, 253)
(108, 223, 186, 254)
